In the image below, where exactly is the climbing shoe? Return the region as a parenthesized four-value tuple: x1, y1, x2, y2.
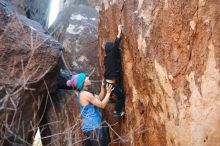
(112, 111, 125, 117)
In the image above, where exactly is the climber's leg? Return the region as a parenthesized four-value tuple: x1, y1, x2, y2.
(112, 83, 126, 116)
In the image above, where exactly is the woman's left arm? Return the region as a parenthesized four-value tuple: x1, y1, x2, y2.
(98, 80, 106, 100)
(94, 83, 106, 100)
(87, 84, 113, 109)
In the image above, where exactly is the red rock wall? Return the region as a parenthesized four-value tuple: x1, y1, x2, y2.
(99, 0, 220, 146)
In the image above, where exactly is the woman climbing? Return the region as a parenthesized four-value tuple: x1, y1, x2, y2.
(66, 73, 113, 146)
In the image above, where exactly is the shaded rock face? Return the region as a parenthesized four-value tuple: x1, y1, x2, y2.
(42, 2, 101, 145)
(50, 4, 100, 92)
(38, 69, 83, 146)
(7, 0, 51, 28)
(0, 1, 63, 145)
(99, 0, 220, 146)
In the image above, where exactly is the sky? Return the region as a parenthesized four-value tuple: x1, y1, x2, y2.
(48, 0, 60, 27)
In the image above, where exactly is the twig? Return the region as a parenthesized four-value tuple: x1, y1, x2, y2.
(88, 68, 95, 77)
(43, 79, 58, 120)
(103, 121, 127, 143)
(61, 52, 72, 74)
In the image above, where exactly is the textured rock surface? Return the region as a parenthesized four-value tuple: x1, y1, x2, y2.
(50, 4, 100, 92)
(39, 89, 83, 146)
(8, 0, 51, 28)
(43, 2, 101, 145)
(0, 1, 63, 145)
(99, 0, 220, 146)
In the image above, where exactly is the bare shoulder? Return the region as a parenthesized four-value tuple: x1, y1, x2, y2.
(80, 91, 93, 99)
(79, 91, 93, 105)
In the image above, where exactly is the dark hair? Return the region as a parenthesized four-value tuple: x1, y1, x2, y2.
(73, 86, 80, 91)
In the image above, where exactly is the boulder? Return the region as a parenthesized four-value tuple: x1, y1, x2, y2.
(8, 0, 51, 28)
(0, 1, 63, 145)
(50, 4, 100, 92)
(42, 3, 102, 145)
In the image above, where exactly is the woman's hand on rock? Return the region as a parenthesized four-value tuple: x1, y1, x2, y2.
(106, 83, 114, 93)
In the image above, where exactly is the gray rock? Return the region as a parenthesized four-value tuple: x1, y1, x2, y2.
(0, 1, 63, 145)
